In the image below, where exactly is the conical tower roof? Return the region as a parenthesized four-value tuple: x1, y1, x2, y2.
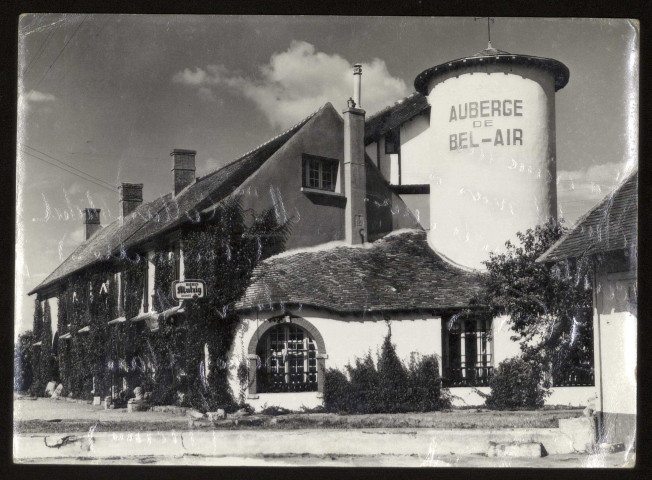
(414, 43, 569, 95)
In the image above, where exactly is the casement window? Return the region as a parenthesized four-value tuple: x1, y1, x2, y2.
(173, 244, 181, 281)
(143, 260, 149, 313)
(442, 317, 493, 387)
(256, 323, 318, 393)
(384, 128, 400, 154)
(302, 154, 338, 192)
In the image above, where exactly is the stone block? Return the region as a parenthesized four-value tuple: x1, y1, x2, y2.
(127, 399, 147, 413)
(45, 381, 56, 396)
(187, 408, 205, 419)
(206, 410, 226, 421)
(591, 442, 626, 454)
(93, 396, 101, 406)
(486, 442, 545, 458)
(559, 416, 596, 452)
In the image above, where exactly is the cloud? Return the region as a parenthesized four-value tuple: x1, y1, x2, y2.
(172, 41, 410, 129)
(557, 161, 636, 222)
(24, 90, 56, 102)
(19, 89, 56, 114)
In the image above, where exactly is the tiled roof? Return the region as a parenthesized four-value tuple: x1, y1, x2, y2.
(29, 106, 326, 295)
(364, 92, 429, 144)
(235, 229, 483, 314)
(538, 170, 637, 263)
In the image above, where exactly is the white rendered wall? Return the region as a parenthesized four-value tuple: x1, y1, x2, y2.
(595, 272, 637, 416)
(426, 66, 557, 270)
(399, 114, 430, 185)
(227, 309, 443, 411)
(226, 310, 593, 410)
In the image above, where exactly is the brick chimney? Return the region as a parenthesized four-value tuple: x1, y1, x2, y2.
(83, 208, 101, 240)
(171, 149, 196, 195)
(343, 64, 367, 244)
(119, 183, 143, 218)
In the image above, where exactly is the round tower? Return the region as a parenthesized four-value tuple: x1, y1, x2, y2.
(414, 45, 569, 269)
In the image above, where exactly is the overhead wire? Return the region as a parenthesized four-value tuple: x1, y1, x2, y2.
(20, 143, 117, 190)
(22, 26, 56, 77)
(29, 14, 89, 94)
(19, 148, 118, 193)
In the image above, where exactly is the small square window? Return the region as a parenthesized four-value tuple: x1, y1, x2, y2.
(302, 154, 339, 192)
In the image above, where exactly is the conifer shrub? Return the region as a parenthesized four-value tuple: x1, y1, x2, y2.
(407, 353, 451, 412)
(324, 331, 451, 414)
(377, 333, 410, 412)
(346, 354, 381, 413)
(323, 368, 354, 413)
(14, 331, 36, 392)
(484, 355, 550, 410)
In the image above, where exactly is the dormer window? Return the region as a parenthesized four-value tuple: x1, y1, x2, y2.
(302, 154, 338, 192)
(385, 128, 400, 154)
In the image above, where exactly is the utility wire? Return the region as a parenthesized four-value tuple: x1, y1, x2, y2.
(29, 14, 88, 94)
(20, 143, 116, 190)
(19, 148, 118, 193)
(22, 26, 56, 77)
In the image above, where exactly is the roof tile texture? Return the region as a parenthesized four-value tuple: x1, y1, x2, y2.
(539, 170, 637, 262)
(235, 229, 483, 314)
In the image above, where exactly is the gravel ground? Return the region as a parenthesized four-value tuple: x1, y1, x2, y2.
(14, 397, 584, 434)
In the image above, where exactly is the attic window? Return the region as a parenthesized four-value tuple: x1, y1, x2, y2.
(385, 128, 400, 154)
(302, 154, 338, 192)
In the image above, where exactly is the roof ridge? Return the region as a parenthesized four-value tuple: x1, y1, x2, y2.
(197, 104, 325, 184)
(365, 92, 420, 122)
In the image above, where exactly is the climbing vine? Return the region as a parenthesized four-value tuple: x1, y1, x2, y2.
(29, 298, 43, 396)
(180, 199, 291, 412)
(28, 198, 289, 408)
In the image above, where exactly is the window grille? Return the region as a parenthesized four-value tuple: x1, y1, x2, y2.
(443, 318, 493, 387)
(256, 323, 318, 393)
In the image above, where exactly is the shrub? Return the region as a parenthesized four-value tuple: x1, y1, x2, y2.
(407, 353, 451, 412)
(324, 332, 451, 414)
(377, 333, 410, 412)
(260, 404, 291, 416)
(346, 353, 381, 413)
(485, 355, 550, 410)
(14, 331, 36, 392)
(324, 368, 354, 413)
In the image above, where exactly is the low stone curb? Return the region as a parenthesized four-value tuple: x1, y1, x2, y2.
(14, 427, 593, 461)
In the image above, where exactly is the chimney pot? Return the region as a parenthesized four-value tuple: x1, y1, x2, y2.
(353, 63, 362, 108)
(171, 149, 196, 195)
(83, 208, 101, 240)
(119, 183, 143, 218)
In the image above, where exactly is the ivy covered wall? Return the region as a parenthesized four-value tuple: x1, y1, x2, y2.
(35, 199, 289, 410)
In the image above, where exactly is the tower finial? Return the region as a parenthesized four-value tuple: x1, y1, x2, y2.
(474, 17, 495, 49)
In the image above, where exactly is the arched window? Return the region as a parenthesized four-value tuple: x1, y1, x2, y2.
(256, 323, 318, 393)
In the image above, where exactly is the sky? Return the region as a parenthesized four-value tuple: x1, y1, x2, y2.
(15, 15, 639, 339)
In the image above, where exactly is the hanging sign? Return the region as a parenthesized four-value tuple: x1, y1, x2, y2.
(172, 280, 205, 300)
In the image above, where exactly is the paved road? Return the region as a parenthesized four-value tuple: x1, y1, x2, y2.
(14, 396, 188, 424)
(16, 452, 634, 468)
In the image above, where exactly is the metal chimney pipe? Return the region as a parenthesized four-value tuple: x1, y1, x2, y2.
(353, 64, 362, 108)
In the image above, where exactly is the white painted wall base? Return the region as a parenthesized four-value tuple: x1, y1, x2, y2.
(247, 392, 322, 412)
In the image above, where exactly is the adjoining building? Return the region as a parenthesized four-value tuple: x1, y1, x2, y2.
(28, 43, 604, 410)
(538, 170, 637, 448)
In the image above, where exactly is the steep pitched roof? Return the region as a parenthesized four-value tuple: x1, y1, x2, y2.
(29, 105, 329, 295)
(364, 92, 429, 144)
(538, 169, 637, 263)
(235, 229, 483, 314)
